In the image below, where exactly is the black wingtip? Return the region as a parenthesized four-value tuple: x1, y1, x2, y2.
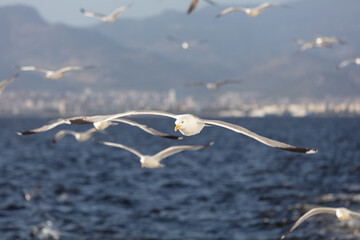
(278, 147, 318, 154)
(163, 135, 183, 140)
(17, 130, 36, 135)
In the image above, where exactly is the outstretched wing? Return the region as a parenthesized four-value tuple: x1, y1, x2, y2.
(17, 110, 178, 135)
(52, 130, 76, 144)
(108, 4, 132, 18)
(281, 207, 337, 239)
(204, 119, 317, 154)
(80, 8, 106, 18)
(186, 81, 206, 87)
(111, 118, 182, 139)
(56, 65, 95, 74)
(167, 35, 184, 45)
(255, 2, 276, 11)
(215, 79, 242, 88)
(153, 141, 214, 162)
(337, 59, 356, 69)
(98, 141, 143, 158)
(0, 73, 19, 94)
(216, 7, 246, 17)
(187, 0, 200, 14)
(14, 66, 49, 73)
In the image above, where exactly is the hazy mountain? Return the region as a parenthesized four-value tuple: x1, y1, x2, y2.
(0, 0, 360, 101)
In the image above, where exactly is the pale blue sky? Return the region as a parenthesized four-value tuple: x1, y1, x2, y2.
(0, 0, 295, 26)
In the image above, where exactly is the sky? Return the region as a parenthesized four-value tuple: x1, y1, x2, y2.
(0, 0, 294, 27)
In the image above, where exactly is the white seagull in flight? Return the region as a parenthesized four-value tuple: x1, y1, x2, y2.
(281, 207, 360, 239)
(80, 4, 132, 23)
(167, 36, 207, 50)
(186, 79, 242, 91)
(294, 36, 345, 52)
(216, 3, 287, 18)
(99, 141, 214, 168)
(0, 73, 19, 96)
(17, 110, 317, 154)
(15, 65, 95, 80)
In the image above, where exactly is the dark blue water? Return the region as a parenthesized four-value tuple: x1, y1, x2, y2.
(1, 117, 360, 240)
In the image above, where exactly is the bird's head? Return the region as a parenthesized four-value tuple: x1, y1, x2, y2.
(336, 208, 351, 221)
(93, 120, 111, 130)
(140, 158, 145, 168)
(174, 114, 205, 136)
(182, 42, 189, 49)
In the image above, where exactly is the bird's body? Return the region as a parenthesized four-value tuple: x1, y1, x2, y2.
(80, 4, 132, 23)
(337, 58, 360, 69)
(99, 140, 213, 168)
(15, 65, 94, 79)
(18, 110, 317, 154)
(217, 3, 285, 18)
(281, 207, 360, 239)
(0, 73, 19, 96)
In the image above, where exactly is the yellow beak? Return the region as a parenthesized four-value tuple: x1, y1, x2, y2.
(341, 215, 345, 220)
(141, 162, 145, 168)
(174, 125, 181, 131)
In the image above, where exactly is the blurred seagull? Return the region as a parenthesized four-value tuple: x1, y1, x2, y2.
(17, 110, 317, 154)
(15, 65, 95, 80)
(99, 141, 213, 168)
(80, 4, 132, 23)
(167, 36, 207, 50)
(188, 0, 216, 14)
(19, 117, 182, 140)
(186, 79, 242, 91)
(52, 127, 98, 144)
(337, 58, 360, 69)
(281, 207, 360, 239)
(216, 3, 287, 18)
(23, 187, 41, 201)
(294, 36, 345, 51)
(0, 73, 19, 96)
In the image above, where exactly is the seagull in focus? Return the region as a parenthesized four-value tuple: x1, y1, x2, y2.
(15, 65, 95, 80)
(187, 0, 216, 14)
(19, 117, 182, 140)
(0, 73, 19, 96)
(186, 79, 242, 91)
(294, 36, 345, 52)
(337, 58, 360, 69)
(52, 127, 98, 144)
(99, 140, 213, 168)
(17, 110, 317, 154)
(281, 207, 360, 239)
(167, 36, 207, 50)
(216, 2, 287, 18)
(80, 4, 132, 23)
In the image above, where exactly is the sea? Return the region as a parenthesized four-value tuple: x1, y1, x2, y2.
(0, 117, 359, 240)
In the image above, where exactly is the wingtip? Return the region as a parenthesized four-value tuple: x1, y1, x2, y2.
(306, 149, 318, 154)
(280, 235, 286, 240)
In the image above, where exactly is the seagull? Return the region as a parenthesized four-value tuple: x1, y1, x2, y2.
(216, 3, 287, 18)
(17, 110, 317, 154)
(15, 65, 95, 79)
(18, 117, 182, 140)
(0, 73, 19, 96)
(80, 4, 132, 23)
(23, 187, 41, 201)
(337, 58, 360, 69)
(294, 36, 345, 52)
(281, 207, 360, 239)
(186, 79, 242, 91)
(52, 127, 98, 144)
(167, 36, 207, 50)
(99, 140, 214, 168)
(187, 0, 216, 14)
